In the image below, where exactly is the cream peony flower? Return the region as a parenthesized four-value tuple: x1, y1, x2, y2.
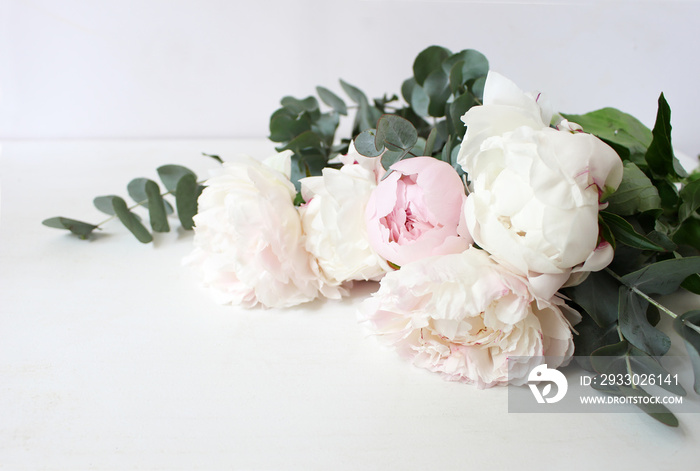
(457, 72, 623, 299)
(359, 248, 579, 388)
(299, 145, 390, 285)
(186, 151, 344, 309)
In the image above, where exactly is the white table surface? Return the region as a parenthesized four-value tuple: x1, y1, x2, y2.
(1, 139, 699, 470)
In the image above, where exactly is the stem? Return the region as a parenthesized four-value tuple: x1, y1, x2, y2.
(93, 180, 204, 229)
(604, 267, 678, 319)
(605, 267, 700, 335)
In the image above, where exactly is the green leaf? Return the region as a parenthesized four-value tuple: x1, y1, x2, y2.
(381, 149, 408, 172)
(111, 196, 152, 243)
(413, 45, 451, 86)
(470, 76, 486, 102)
(401, 78, 430, 117)
(93, 195, 118, 215)
(144, 179, 170, 233)
(354, 129, 382, 157)
(442, 49, 489, 82)
(202, 152, 223, 164)
(339, 79, 368, 105)
(175, 173, 199, 230)
(566, 270, 621, 327)
(591, 340, 685, 396)
(358, 101, 382, 135)
(572, 315, 620, 371)
(375, 115, 418, 153)
(561, 108, 652, 163)
(681, 274, 700, 295)
(590, 340, 680, 426)
(674, 218, 700, 251)
(673, 310, 700, 394)
(621, 256, 700, 295)
(280, 96, 319, 115)
(42, 216, 98, 239)
(269, 108, 312, 143)
(599, 212, 665, 251)
(157, 165, 197, 193)
(127, 178, 174, 215)
(316, 86, 347, 115)
(618, 287, 670, 356)
(605, 162, 661, 215)
(278, 130, 325, 156)
(310, 112, 339, 145)
(424, 127, 438, 157)
(645, 93, 686, 179)
(127, 178, 150, 203)
(679, 178, 700, 222)
(449, 92, 478, 140)
(423, 68, 450, 117)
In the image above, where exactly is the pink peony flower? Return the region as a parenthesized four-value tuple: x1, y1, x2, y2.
(364, 157, 472, 267)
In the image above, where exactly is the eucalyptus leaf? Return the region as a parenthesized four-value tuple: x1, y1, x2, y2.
(470, 76, 486, 101)
(621, 256, 700, 295)
(93, 195, 119, 215)
(269, 109, 312, 143)
(566, 270, 621, 327)
(673, 310, 700, 394)
(442, 49, 489, 82)
(413, 45, 451, 86)
(618, 287, 671, 356)
(595, 384, 679, 427)
(157, 165, 197, 193)
(42, 217, 99, 239)
(375, 115, 418, 153)
(381, 149, 407, 172)
(423, 68, 450, 117)
(354, 129, 382, 157)
(605, 162, 661, 215)
(311, 112, 340, 144)
(280, 96, 319, 115)
(572, 315, 620, 371)
(339, 79, 368, 105)
(449, 92, 478, 139)
(127, 178, 150, 204)
(175, 173, 198, 230)
(599, 212, 665, 251)
(279, 130, 325, 156)
(591, 340, 685, 396)
(424, 128, 438, 157)
(401, 78, 430, 117)
(316, 86, 347, 115)
(358, 101, 382, 135)
(111, 196, 152, 243)
(145, 179, 170, 233)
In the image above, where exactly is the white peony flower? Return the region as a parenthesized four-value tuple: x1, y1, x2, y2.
(299, 145, 390, 285)
(457, 72, 623, 299)
(186, 151, 344, 309)
(359, 248, 579, 388)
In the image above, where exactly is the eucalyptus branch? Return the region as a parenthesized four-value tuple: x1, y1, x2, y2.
(605, 267, 700, 335)
(605, 267, 678, 319)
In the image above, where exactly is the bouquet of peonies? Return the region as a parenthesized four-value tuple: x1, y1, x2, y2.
(44, 46, 700, 426)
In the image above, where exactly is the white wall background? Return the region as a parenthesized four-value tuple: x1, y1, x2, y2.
(1, 0, 699, 156)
